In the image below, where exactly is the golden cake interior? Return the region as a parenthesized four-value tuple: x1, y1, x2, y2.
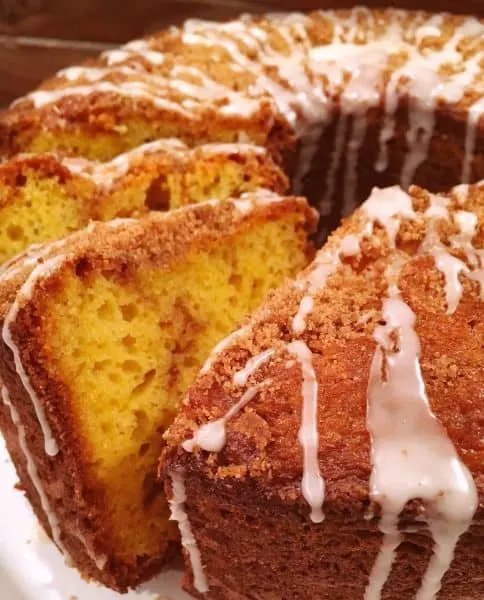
(0, 165, 92, 263)
(38, 214, 308, 563)
(0, 150, 285, 264)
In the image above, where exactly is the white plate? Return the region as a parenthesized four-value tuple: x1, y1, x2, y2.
(0, 436, 190, 600)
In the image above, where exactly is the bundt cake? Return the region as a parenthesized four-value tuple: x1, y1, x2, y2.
(0, 193, 316, 591)
(0, 139, 287, 264)
(0, 4, 483, 598)
(0, 8, 482, 237)
(163, 180, 483, 600)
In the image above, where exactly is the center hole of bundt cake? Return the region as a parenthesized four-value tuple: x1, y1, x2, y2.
(41, 215, 309, 562)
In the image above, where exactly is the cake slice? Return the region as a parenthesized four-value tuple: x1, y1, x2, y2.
(0, 139, 286, 264)
(163, 182, 483, 600)
(0, 194, 316, 592)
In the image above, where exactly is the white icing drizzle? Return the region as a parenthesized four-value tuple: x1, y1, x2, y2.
(184, 304, 329, 524)
(292, 220, 373, 334)
(169, 471, 209, 594)
(19, 81, 192, 114)
(181, 16, 326, 133)
(399, 73, 438, 189)
(1, 386, 107, 570)
(422, 189, 484, 310)
(287, 340, 324, 523)
(462, 98, 484, 184)
(292, 295, 314, 334)
(231, 189, 286, 215)
(430, 247, 469, 314)
(416, 512, 477, 600)
(305, 186, 416, 337)
(62, 138, 186, 186)
(2, 254, 68, 456)
(185, 337, 327, 523)
(233, 348, 275, 386)
(184, 348, 274, 453)
(105, 217, 138, 228)
(0, 243, 44, 282)
(357, 309, 377, 326)
(424, 195, 449, 220)
(365, 283, 478, 600)
(375, 17, 484, 181)
(452, 184, 470, 206)
(311, 36, 395, 213)
(102, 39, 165, 66)
(58, 65, 136, 83)
(452, 210, 479, 267)
(413, 14, 444, 45)
(362, 186, 416, 247)
(1, 386, 66, 553)
(0, 241, 71, 296)
(292, 253, 340, 335)
(454, 210, 478, 240)
(420, 206, 482, 314)
(339, 49, 387, 213)
(199, 326, 250, 375)
(61, 139, 267, 188)
(182, 385, 263, 454)
(339, 233, 363, 257)
(191, 142, 267, 156)
(52, 60, 264, 120)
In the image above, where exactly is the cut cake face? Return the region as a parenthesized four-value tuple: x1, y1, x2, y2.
(0, 193, 316, 591)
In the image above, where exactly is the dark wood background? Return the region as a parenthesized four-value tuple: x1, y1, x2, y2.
(1, 0, 483, 106)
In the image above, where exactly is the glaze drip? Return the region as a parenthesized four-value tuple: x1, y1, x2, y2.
(1, 386, 107, 570)
(183, 347, 274, 454)
(184, 337, 326, 522)
(2, 253, 67, 457)
(462, 98, 484, 184)
(169, 471, 209, 594)
(62, 139, 268, 188)
(182, 385, 264, 454)
(1, 386, 66, 553)
(420, 201, 482, 314)
(288, 340, 324, 523)
(362, 186, 416, 247)
(199, 326, 250, 375)
(365, 283, 478, 600)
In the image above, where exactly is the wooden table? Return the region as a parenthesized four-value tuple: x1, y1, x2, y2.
(1, 0, 483, 106)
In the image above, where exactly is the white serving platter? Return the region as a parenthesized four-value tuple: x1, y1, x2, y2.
(0, 436, 189, 600)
